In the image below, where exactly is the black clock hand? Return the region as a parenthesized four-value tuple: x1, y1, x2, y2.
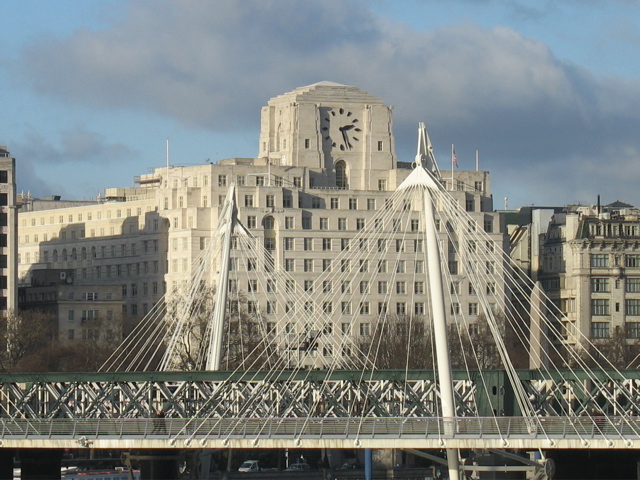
(342, 130, 350, 148)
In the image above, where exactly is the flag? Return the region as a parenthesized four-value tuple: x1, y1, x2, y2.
(452, 145, 458, 168)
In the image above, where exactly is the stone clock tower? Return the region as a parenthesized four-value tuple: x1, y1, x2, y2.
(258, 81, 397, 190)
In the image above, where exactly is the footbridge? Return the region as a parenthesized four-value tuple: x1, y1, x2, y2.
(1, 369, 640, 450)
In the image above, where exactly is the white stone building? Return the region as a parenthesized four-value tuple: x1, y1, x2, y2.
(17, 82, 506, 352)
(539, 201, 640, 344)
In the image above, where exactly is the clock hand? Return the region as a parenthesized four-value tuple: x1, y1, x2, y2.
(342, 130, 350, 149)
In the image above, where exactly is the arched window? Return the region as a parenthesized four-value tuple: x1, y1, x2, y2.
(71, 248, 77, 260)
(81, 247, 87, 260)
(52, 249, 58, 262)
(62, 249, 68, 261)
(263, 216, 275, 230)
(336, 161, 348, 189)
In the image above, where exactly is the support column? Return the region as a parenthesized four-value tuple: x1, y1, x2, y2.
(0, 449, 14, 480)
(20, 449, 62, 480)
(139, 450, 180, 480)
(423, 187, 460, 480)
(364, 448, 373, 480)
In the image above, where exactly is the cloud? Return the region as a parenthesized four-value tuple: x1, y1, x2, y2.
(15, 0, 640, 206)
(15, 127, 135, 165)
(11, 126, 137, 198)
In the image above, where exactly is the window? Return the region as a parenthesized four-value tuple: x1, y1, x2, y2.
(293, 177, 302, 188)
(591, 299, 610, 316)
(378, 281, 388, 294)
(218, 175, 227, 187)
(367, 199, 376, 210)
(483, 218, 493, 233)
(378, 302, 388, 314)
(336, 161, 348, 189)
(378, 179, 387, 191)
(247, 216, 256, 228)
(341, 301, 352, 315)
(627, 299, 640, 315)
(304, 238, 313, 251)
(628, 323, 640, 339)
(627, 278, 640, 293)
(283, 195, 293, 208)
(304, 280, 313, 292)
(341, 322, 351, 335)
(591, 278, 610, 292)
(377, 260, 387, 273)
(360, 302, 370, 315)
(266, 194, 275, 208)
(414, 281, 424, 294)
(312, 197, 321, 209)
(285, 217, 294, 229)
(323, 302, 333, 314)
(349, 198, 357, 210)
(285, 259, 295, 272)
(304, 259, 313, 272)
(359, 281, 369, 294)
(627, 255, 640, 267)
(323, 259, 332, 271)
(415, 302, 425, 315)
(341, 238, 350, 251)
(256, 176, 265, 186)
(323, 281, 332, 293)
(591, 322, 610, 339)
(466, 197, 475, 212)
(396, 302, 406, 315)
(377, 141, 383, 151)
(469, 303, 478, 315)
(244, 195, 254, 207)
(338, 218, 347, 230)
(359, 322, 370, 336)
(356, 218, 365, 230)
(591, 254, 609, 267)
(396, 281, 406, 294)
(322, 238, 332, 251)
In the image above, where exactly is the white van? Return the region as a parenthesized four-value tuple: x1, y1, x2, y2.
(238, 460, 260, 472)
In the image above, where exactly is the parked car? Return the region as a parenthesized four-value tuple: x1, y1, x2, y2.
(341, 462, 363, 469)
(238, 460, 260, 473)
(285, 462, 311, 471)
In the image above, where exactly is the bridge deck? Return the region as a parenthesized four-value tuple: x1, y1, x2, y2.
(1, 416, 637, 450)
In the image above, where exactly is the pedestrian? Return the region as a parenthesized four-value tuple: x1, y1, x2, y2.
(152, 409, 166, 434)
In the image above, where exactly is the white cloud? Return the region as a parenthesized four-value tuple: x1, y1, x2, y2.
(15, 0, 640, 206)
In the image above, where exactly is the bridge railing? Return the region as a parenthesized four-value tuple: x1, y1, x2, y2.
(1, 416, 639, 441)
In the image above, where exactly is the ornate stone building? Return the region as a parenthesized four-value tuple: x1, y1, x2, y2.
(17, 82, 506, 356)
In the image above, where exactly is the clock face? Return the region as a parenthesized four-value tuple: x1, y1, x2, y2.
(322, 108, 361, 151)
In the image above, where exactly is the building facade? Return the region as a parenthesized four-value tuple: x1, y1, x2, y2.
(539, 201, 640, 344)
(0, 147, 17, 314)
(18, 82, 506, 357)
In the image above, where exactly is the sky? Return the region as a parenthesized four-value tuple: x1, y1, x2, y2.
(1, 0, 640, 209)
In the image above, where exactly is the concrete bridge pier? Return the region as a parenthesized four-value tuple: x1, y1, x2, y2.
(0, 449, 15, 480)
(20, 449, 63, 480)
(138, 450, 180, 480)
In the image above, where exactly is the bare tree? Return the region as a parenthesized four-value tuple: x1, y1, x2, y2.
(0, 309, 58, 372)
(356, 315, 434, 369)
(165, 286, 277, 371)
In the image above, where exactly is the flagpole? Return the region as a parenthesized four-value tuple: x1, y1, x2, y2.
(451, 144, 454, 189)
